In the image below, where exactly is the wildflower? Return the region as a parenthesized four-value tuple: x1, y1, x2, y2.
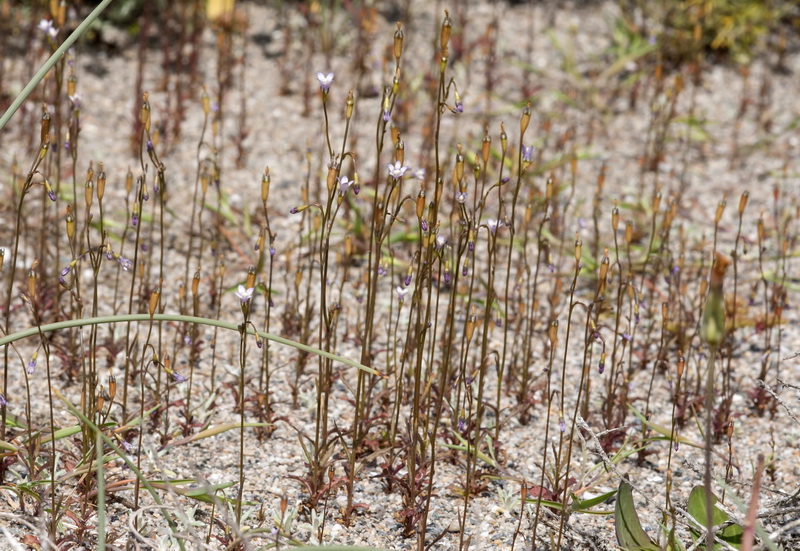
(118, 257, 133, 271)
(68, 94, 81, 109)
(235, 284, 255, 304)
(27, 352, 37, 375)
(316, 72, 334, 91)
(60, 265, 72, 278)
(0, 393, 6, 407)
(396, 286, 409, 302)
(622, 332, 632, 342)
(173, 371, 187, 383)
(413, 168, 425, 181)
(38, 19, 58, 39)
(44, 180, 56, 202)
(435, 235, 446, 249)
(122, 440, 133, 453)
(387, 161, 409, 180)
(420, 219, 428, 231)
(338, 176, 351, 194)
(559, 417, 566, 433)
(377, 265, 388, 276)
(522, 145, 534, 163)
(487, 219, 500, 234)
(456, 191, 467, 204)
(382, 109, 391, 122)
(269, 246, 276, 257)
(184, 335, 192, 346)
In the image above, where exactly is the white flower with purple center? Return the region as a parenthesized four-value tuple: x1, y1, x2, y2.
(338, 176, 351, 194)
(316, 72, 334, 92)
(486, 219, 500, 234)
(435, 235, 447, 249)
(118, 257, 133, 271)
(456, 191, 467, 204)
(387, 161, 409, 180)
(235, 284, 255, 304)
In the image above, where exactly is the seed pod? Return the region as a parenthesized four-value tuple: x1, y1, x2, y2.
(548, 319, 559, 346)
(455, 147, 464, 182)
(546, 176, 554, 200)
(68, 71, 77, 97)
(520, 102, 531, 136)
(246, 266, 256, 289)
(40, 106, 51, 145)
(440, 10, 452, 51)
(141, 92, 151, 133)
(66, 209, 75, 240)
(738, 191, 748, 215)
(653, 191, 662, 213)
(261, 168, 270, 203)
(612, 201, 619, 231)
(192, 270, 200, 297)
(148, 284, 161, 319)
(625, 220, 633, 244)
(481, 129, 491, 164)
(126, 168, 133, 196)
(202, 86, 210, 116)
(393, 22, 404, 61)
(108, 375, 117, 401)
(395, 140, 405, 165)
(97, 164, 106, 201)
(677, 353, 685, 380)
(416, 188, 425, 219)
(500, 123, 507, 153)
(85, 180, 93, 210)
(346, 89, 355, 121)
(574, 237, 582, 262)
(0, 248, 4, 272)
(715, 199, 726, 225)
(27, 268, 36, 301)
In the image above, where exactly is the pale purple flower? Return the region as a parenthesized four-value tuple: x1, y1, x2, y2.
(559, 417, 566, 433)
(60, 265, 71, 277)
(27, 357, 36, 375)
(413, 168, 425, 181)
(122, 441, 133, 453)
(455, 100, 463, 113)
(622, 333, 632, 342)
(173, 372, 187, 383)
(269, 246, 275, 257)
(0, 394, 6, 407)
(235, 284, 255, 303)
(387, 161, 409, 179)
(435, 235, 446, 249)
(338, 176, 351, 194)
(456, 191, 467, 204)
(487, 219, 500, 234)
(522, 145, 534, 163)
(118, 257, 133, 271)
(377, 265, 388, 276)
(382, 109, 391, 122)
(68, 94, 81, 109)
(184, 334, 192, 346)
(38, 19, 58, 39)
(316, 72, 334, 91)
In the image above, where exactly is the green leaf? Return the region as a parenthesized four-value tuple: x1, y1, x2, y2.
(687, 486, 743, 549)
(615, 481, 658, 551)
(573, 488, 617, 511)
(148, 480, 236, 504)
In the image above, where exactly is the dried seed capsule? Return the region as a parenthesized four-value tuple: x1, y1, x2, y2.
(393, 23, 404, 61)
(520, 102, 531, 136)
(440, 10, 452, 51)
(738, 191, 748, 215)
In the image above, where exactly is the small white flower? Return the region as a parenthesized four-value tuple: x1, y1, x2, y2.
(68, 94, 81, 108)
(235, 284, 255, 303)
(38, 19, 58, 39)
(413, 168, 426, 181)
(456, 191, 467, 204)
(338, 176, 351, 194)
(487, 219, 500, 234)
(396, 286, 409, 301)
(316, 72, 334, 91)
(435, 235, 447, 249)
(387, 161, 409, 180)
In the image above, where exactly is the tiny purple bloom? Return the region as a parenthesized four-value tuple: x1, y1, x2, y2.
(420, 219, 428, 231)
(60, 265, 71, 277)
(598, 360, 605, 374)
(404, 274, 412, 287)
(269, 246, 275, 256)
(122, 441, 133, 453)
(27, 358, 36, 375)
(487, 219, 500, 235)
(131, 213, 139, 227)
(290, 207, 299, 214)
(184, 335, 192, 346)
(522, 145, 534, 162)
(559, 417, 566, 433)
(378, 265, 388, 276)
(0, 394, 6, 407)
(118, 257, 132, 271)
(173, 372, 187, 383)
(38, 19, 58, 39)
(444, 271, 451, 284)
(48, 190, 56, 202)
(623, 333, 632, 342)
(455, 101, 463, 113)
(382, 109, 391, 122)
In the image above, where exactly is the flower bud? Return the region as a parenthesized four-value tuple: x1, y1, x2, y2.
(346, 89, 355, 121)
(97, 164, 106, 201)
